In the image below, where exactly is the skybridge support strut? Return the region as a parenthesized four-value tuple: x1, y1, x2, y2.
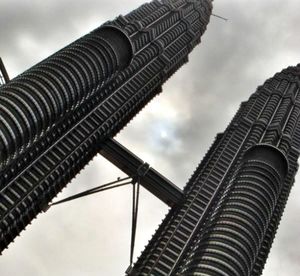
(100, 138, 183, 207)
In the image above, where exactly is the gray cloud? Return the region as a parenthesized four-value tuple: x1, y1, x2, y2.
(1, 0, 300, 275)
(0, 0, 145, 75)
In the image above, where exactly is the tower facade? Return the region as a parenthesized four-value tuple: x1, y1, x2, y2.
(132, 66, 300, 275)
(0, 0, 212, 252)
(1, 1, 300, 275)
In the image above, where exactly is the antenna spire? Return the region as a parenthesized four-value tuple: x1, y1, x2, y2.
(212, 13, 228, 22)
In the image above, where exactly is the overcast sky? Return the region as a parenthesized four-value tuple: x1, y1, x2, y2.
(1, 0, 300, 275)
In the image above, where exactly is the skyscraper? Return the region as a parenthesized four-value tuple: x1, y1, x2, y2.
(131, 65, 300, 275)
(1, 1, 300, 275)
(0, 0, 212, 252)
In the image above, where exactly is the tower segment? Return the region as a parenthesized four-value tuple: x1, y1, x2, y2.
(132, 66, 300, 275)
(0, 0, 212, 252)
(0, 24, 133, 168)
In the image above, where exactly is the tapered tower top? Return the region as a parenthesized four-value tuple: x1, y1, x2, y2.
(0, 0, 212, 170)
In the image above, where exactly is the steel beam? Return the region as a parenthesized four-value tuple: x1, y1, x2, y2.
(100, 138, 183, 207)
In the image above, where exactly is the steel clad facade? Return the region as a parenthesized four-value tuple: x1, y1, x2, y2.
(0, 0, 212, 252)
(132, 66, 300, 275)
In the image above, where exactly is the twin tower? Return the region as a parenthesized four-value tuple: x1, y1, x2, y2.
(0, 1, 299, 275)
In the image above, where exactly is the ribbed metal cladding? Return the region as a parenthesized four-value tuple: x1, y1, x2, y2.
(250, 66, 300, 275)
(131, 65, 300, 276)
(0, 0, 212, 252)
(0, 0, 212, 171)
(180, 145, 288, 276)
(250, 149, 299, 276)
(0, 25, 133, 168)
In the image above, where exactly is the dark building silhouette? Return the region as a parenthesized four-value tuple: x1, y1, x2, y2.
(0, 0, 212, 253)
(1, 1, 300, 275)
(131, 66, 300, 275)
